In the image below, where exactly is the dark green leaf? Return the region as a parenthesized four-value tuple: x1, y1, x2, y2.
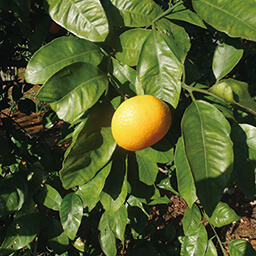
(76, 161, 112, 211)
(175, 137, 197, 208)
(192, 0, 256, 42)
(166, 4, 206, 29)
(109, 0, 163, 27)
(25, 36, 102, 84)
(60, 193, 83, 240)
(37, 62, 108, 123)
(116, 29, 150, 66)
(0, 214, 40, 254)
(34, 184, 62, 211)
(45, 0, 109, 42)
(183, 204, 201, 236)
(183, 224, 208, 256)
(204, 202, 240, 228)
(229, 239, 256, 256)
(18, 98, 36, 115)
(137, 29, 183, 108)
(60, 101, 116, 189)
(181, 100, 233, 215)
(212, 43, 244, 81)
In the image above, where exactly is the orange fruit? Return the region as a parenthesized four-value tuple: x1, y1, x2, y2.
(111, 95, 172, 151)
(49, 21, 61, 34)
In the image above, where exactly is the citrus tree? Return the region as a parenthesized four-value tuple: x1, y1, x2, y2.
(1, 0, 256, 255)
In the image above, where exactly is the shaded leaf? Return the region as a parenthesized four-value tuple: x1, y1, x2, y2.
(183, 204, 201, 236)
(18, 98, 36, 115)
(192, 0, 256, 42)
(204, 202, 240, 228)
(116, 29, 150, 66)
(181, 100, 233, 215)
(60, 101, 116, 189)
(229, 239, 256, 256)
(76, 161, 112, 211)
(37, 62, 108, 123)
(45, 0, 109, 42)
(212, 43, 243, 81)
(60, 193, 83, 240)
(137, 29, 183, 108)
(175, 137, 197, 208)
(25, 36, 102, 84)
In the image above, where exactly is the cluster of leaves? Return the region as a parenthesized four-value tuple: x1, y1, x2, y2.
(1, 0, 256, 255)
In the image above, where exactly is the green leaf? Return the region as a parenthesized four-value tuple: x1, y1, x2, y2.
(109, 0, 163, 27)
(127, 195, 149, 217)
(183, 204, 201, 236)
(60, 193, 83, 240)
(37, 62, 108, 123)
(116, 29, 151, 67)
(0, 174, 27, 218)
(100, 150, 128, 214)
(212, 43, 244, 81)
(204, 202, 240, 228)
(192, 0, 256, 42)
(181, 100, 233, 215)
(166, 4, 206, 29)
(45, 0, 109, 42)
(110, 58, 137, 96)
(135, 153, 158, 185)
(137, 29, 183, 108)
(155, 18, 191, 63)
(205, 239, 218, 256)
(0, 214, 40, 255)
(231, 123, 256, 199)
(76, 161, 112, 211)
(25, 36, 102, 84)
(98, 211, 117, 256)
(47, 218, 69, 255)
(137, 138, 174, 164)
(175, 137, 197, 208)
(229, 239, 256, 256)
(34, 184, 62, 211)
(60, 101, 116, 189)
(183, 224, 208, 256)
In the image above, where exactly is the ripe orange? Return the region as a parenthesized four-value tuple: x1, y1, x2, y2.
(111, 95, 172, 151)
(49, 21, 61, 34)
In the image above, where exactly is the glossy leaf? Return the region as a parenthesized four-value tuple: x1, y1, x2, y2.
(229, 239, 256, 256)
(183, 224, 208, 256)
(109, 0, 163, 27)
(45, 0, 109, 42)
(76, 161, 112, 211)
(25, 36, 102, 84)
(138, 29, 183, 108)
(60, 101, 116, 189)
(127, 195, 149, 217)
(231, 124, 256, 199)
(135, 153, 158, 185)
(116, 29, 150, 66)
(60, 193, 83, 240)
(212, 43, 244, 81)
(175, 137, 197, 208)
(166, 4, 206, 29)
(183, 204, 201, 236)
(37, 62, 108, 123)
(100, 151, 128, 214)
(181, 100, 233, 215)
(98, 211, 117, 256)
(192, 0, 256, 42)
(35, 184, 62, 211)
(205, 239, 218, 256)
(0, 214, 40, 254)
(204, 202, 240, 228)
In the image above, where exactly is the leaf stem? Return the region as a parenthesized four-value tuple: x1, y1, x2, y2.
(209, 223, 228, 256)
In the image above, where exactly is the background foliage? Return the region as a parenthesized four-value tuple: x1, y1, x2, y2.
(1, 0, 256, 255)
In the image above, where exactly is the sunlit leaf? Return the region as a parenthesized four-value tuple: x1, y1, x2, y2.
(229, 239, 256, 256)
(183, 204, 201, 236)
